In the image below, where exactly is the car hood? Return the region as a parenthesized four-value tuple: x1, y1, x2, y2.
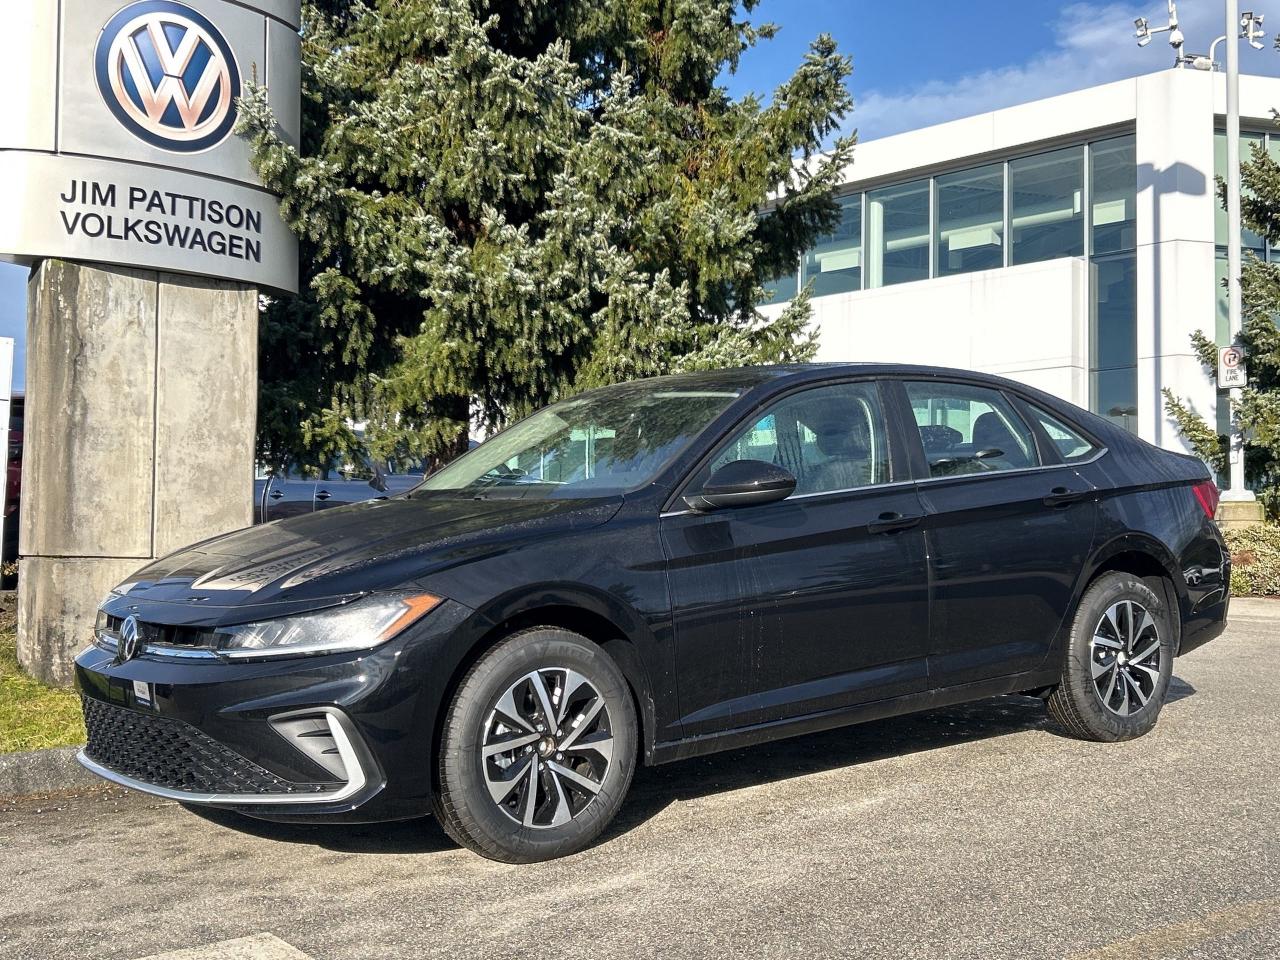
(111, 494, 623, 621)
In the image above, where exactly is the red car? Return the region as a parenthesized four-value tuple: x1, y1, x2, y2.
(3, 395, 21, 588)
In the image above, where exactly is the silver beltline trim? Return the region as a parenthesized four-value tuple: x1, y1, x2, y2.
(660, 448, 1109, 518)
(76, 709, 369, 806)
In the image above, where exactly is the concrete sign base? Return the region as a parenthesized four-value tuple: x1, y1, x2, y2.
(18, 259, 256, 685)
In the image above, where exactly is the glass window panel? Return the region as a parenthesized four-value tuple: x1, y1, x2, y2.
(935, 163, 1003, 276)
(704, 382, 891, 496)
(1026, 405, 1098, 463)
(1215, 252, 1230, 345)
(802, 193, 862, 297)
(904, 381, 1041, 476)
(1010, 147, 1084, 265)
(1090, 136, 1136, 254)
(1091, 254, 1137, 372)
(867, 180, 930, 288)
(761, 265, 798, 305)
(1213, 129, 1265, 251)
(1091, 367, 1138, 433)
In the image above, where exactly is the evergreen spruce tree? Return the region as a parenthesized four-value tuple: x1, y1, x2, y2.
(237, 0, 854, 469)
(1163, 137, 1280, 519)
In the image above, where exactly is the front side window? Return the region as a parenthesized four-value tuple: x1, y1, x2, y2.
(1027, 405, 1099, 463)
(702, 382, 891, 497)
(417, 381, 743, 498)
(905, 382, 1041, 477)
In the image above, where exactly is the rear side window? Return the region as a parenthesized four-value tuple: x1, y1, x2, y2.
(1025, 405, 1099, 463)
(904, 381, 1041, 477)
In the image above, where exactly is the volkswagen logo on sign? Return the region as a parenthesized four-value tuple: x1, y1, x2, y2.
(94, 0, 242, 153)
(117, 615, 143, 663)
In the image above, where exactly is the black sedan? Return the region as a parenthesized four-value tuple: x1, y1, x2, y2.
(75, 365, 1230, 862)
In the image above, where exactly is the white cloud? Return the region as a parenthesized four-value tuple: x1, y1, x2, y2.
(853, 1, 1280, 140)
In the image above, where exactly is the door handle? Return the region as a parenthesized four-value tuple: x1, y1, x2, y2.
(1044, 486, 1088, 508)
(315, 490, 331, 501)
(269, 490, 284, 500)
(867, 511, 923, 535)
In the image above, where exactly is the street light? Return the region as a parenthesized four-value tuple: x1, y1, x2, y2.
(1136, 1, 1265, 504)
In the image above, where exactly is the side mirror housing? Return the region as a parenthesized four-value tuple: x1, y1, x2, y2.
(684, 460, 797, 511)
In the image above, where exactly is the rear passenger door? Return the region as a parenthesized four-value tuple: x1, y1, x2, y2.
(892, 380, 1099, 686)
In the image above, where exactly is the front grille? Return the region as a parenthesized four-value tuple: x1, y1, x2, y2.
(82, 697, 338, 796)
(99, 614, 218, 650)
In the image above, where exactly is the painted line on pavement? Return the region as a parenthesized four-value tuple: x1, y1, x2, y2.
(133, 933, 315, 960)
(1065, 898, 1280, 960)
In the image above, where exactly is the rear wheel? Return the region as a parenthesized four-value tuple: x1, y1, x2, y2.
(433, 627, 637, 862)
(1047, 572, 1174, 741)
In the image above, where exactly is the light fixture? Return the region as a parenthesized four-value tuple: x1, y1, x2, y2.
(1242, 11, 1266, 49)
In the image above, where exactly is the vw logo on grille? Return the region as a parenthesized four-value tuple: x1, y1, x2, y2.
(94, 0, 242, 153)
(117, 615, 143, 663)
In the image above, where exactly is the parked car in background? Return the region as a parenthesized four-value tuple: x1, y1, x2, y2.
(77, 365, 1229, 864)
(254, 456, 427, 523)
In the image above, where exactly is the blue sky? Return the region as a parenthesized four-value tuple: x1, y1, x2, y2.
(4, 0, 1280, 392)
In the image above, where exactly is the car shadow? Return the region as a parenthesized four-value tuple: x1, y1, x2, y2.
(183, 803, 457, 854)
(182, 679, 1196, 856)
(608, 676, 1197, 840)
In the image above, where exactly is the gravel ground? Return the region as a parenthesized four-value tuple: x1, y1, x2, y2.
(0, 607, 1276, 960)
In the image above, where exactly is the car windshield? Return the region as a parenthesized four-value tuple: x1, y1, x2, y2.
(415, 380, 743, 499)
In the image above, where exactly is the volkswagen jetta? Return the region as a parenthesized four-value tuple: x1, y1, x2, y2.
(76, 365, 1230, 862)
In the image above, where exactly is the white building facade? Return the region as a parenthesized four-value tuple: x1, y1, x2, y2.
(764, 68, 1280, 454)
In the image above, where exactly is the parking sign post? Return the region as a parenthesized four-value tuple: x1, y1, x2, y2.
(1218, 345, 1248, 390)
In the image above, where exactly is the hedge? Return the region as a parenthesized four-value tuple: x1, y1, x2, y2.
(1224, 524, 1280, 598)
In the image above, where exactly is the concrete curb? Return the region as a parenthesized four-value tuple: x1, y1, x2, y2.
(0, 745, 96, 799)
(1230, 597, 1280, 619)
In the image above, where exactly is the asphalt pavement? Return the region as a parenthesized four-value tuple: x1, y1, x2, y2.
(1, 604, 1277, 960)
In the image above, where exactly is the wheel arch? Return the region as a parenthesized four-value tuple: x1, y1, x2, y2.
(434, 586, 661, 771)
(1081, 534, 1185, 651)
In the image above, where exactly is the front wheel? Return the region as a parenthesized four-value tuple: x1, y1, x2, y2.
(1047, 572, 1175, 741)
(433, 627, 637, 862)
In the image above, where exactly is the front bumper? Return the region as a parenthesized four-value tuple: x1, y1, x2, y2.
(77, 699, 373, 807)
(73, 598, 474, 820)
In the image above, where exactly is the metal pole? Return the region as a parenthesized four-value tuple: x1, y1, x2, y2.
(1224, 0, 1253, 500)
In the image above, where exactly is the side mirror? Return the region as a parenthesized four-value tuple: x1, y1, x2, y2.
(685, 460, 797, 511)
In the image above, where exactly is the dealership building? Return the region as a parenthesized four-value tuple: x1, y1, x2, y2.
(763, 68, 1280, 454)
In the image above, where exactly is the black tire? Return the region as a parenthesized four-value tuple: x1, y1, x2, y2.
(432, 627, 637, 863)
(1047, 572, 1175, 741)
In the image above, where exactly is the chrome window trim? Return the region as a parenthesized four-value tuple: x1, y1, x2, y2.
(660, 446, 1107, 519)
(76, 707, 369, 806)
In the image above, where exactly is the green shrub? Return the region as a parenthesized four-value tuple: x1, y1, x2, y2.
(1224, 524, 1280, 597)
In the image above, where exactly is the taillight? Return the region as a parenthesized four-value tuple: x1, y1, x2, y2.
(1191, 480, 1220, 519)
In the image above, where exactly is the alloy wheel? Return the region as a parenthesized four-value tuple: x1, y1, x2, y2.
(1090, 600, 1163, 717)
(481, 667, 615, 829)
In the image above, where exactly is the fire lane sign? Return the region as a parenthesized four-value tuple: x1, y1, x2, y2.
(1219, 345, 1249, 390)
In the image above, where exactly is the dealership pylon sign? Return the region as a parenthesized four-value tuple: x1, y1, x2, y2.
(0, 0, 299, 292)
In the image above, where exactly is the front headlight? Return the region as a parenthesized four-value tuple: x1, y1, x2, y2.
(214, 593, 443, 659)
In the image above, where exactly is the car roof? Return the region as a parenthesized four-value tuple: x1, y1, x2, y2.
(617, 363, 1045, 392)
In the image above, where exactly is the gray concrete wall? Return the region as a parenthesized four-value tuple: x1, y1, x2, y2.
(18, 260, 257, 685)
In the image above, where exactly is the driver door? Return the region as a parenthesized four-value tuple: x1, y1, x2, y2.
(660, 379, 930, 737)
